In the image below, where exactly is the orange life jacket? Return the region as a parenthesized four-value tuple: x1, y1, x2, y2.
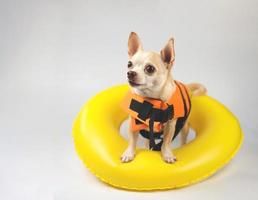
(122, 81, 191, 150)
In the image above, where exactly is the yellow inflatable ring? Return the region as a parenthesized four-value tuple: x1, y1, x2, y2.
(73, 84, 243, 190)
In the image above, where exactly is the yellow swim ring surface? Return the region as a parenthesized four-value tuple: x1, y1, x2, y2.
(72, 84, 243, 191)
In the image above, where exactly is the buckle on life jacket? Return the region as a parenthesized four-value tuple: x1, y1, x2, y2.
(139, 129, 164, 151)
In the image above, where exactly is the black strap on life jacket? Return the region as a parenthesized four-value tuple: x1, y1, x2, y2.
(129, 83, 191, 151)
(172, 82, 191, 141)
(129, 99, 174, 150)
(129, 99, 174, 123)
(181, 83, 191, 115)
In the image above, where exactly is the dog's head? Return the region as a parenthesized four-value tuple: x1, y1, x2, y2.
(126, 32, 175, 97)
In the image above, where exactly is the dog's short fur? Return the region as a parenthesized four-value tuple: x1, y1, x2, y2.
(121, 32, 207, 163)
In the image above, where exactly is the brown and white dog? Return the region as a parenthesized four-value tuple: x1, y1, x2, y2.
(121, 32, 206, 164)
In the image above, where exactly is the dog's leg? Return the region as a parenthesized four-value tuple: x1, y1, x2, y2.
(144, 138, 149, 149)
(180, 122, 190, 146)
(161, 119, 177, 163)
(121, 129, 138, 163)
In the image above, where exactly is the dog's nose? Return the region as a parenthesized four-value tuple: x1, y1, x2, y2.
(127, 71, 137, 80)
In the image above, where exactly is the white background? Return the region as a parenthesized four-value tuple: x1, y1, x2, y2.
(0, 0, 258, 199)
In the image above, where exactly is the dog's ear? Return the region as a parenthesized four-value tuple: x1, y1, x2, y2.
(128, 32, 143, 58)
(160, 38, 175, 69)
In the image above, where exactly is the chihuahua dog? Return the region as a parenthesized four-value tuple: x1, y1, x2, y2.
(121, 32, 206, 163)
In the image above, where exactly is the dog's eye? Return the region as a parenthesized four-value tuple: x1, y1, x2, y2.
(128, 61, 133, 68)
(144, 65, 156, 74)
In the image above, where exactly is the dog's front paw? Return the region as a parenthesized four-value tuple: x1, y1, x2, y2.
(161, 148, 177, 164)
(120, 148, 135, 163)
(163, 154, 177, 163)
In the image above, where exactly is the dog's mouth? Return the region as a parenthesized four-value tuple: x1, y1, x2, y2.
(128, 80, 143, 87)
